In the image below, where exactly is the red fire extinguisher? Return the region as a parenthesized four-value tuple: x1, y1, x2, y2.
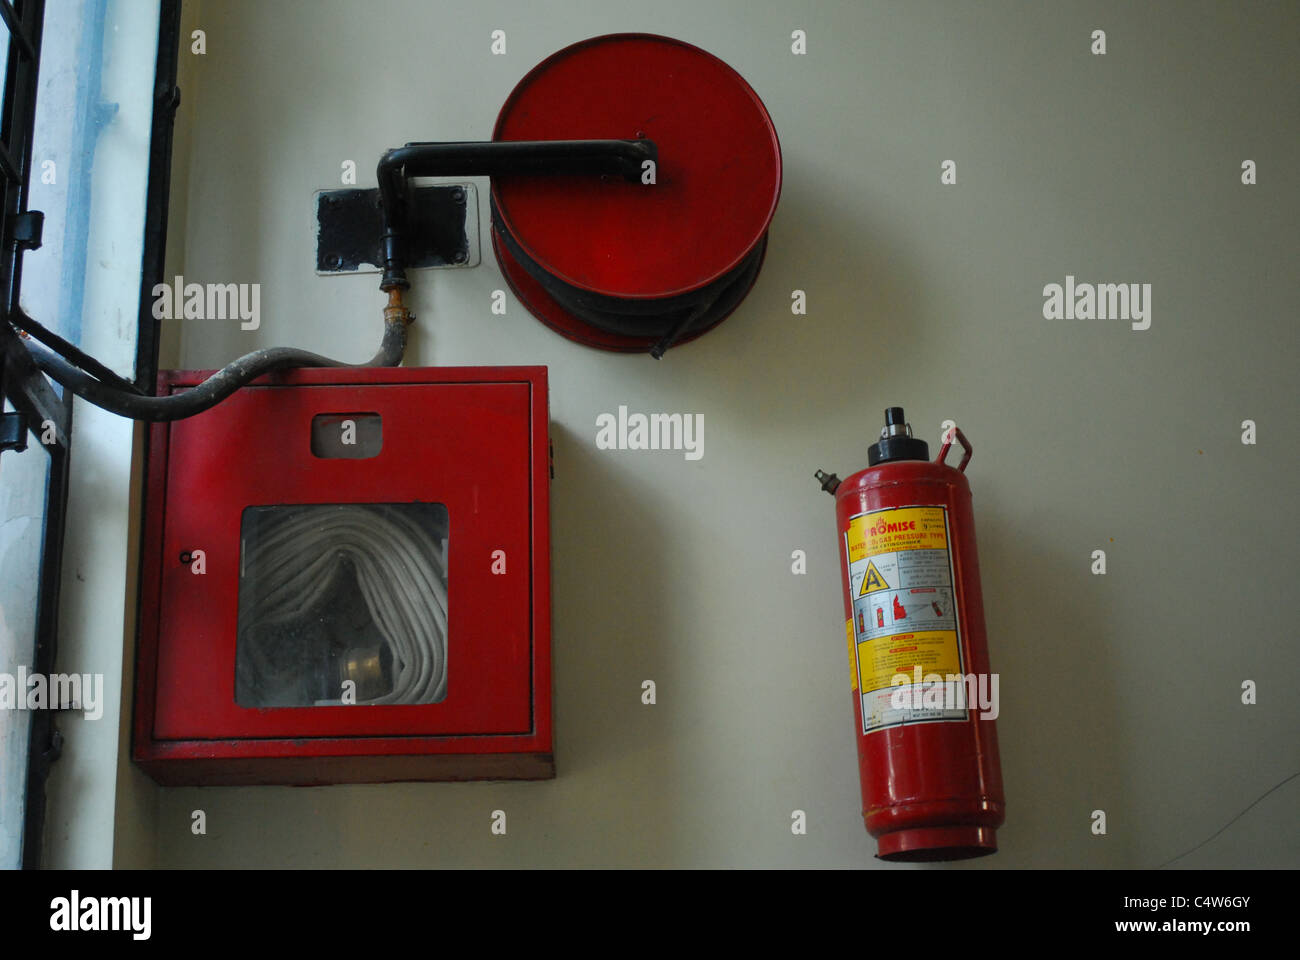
(816, 407, 1004, 860)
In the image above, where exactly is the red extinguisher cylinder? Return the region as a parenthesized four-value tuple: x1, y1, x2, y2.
(818, 408, 1005, 861)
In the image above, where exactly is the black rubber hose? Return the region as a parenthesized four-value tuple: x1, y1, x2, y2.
(22, 319, 407, 422)
(9, 308, 145, 395)
(492, 195, 768, 356)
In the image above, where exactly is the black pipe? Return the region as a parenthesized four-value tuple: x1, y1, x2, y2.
(24, 317, 406, 422)
(376, 138, 656, 291)
(134, 0, 183, 392)
(23, 137, 657, 418)
(9, 308, 144, 395)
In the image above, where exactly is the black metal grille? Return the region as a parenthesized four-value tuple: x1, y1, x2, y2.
(0, 0, 180, 867)
(0, 0, 44, 321)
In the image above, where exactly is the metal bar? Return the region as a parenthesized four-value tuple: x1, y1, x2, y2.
(134, 0, 182, 391)
(0, 141, 18, 182)
(0, 1, 35, 61)
(0, 0, 49, 440)
(19, 385, 71, 870)
(0, 0, 56, 870)
(0, 319, 68, 445)
(1, 0, 45, 317)
(10, 308, 144, 395)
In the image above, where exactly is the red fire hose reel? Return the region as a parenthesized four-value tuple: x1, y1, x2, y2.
(491, 34, 782, 355)
(818, 408, 1006, 860)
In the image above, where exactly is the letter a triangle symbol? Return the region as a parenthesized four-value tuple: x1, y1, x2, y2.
(859, 560, 890, 596)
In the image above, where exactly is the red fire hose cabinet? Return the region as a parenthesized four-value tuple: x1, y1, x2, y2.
(132, 366, 553, 786)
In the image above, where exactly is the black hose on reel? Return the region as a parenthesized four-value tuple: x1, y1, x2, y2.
(490, 198, 768, 358)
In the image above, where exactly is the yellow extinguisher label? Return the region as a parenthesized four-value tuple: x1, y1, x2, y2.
(844, 505, 967, 734)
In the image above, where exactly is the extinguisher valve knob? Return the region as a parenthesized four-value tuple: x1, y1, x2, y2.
(869, 406, 930, 465)
(881, 406, 913, 438)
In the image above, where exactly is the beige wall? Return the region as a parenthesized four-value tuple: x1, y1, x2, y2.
(130, 0, 1297, 868)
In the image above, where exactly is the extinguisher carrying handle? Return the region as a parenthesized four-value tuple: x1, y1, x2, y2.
(937, 426, 973, 472)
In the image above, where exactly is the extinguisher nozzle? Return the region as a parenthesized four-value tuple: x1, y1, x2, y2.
(814, 469, 841, 495)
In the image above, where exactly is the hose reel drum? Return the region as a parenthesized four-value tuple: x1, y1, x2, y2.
(490, 33, 782, 356)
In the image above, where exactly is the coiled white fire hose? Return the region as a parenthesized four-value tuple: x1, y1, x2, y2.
(237, 504, 448, 705)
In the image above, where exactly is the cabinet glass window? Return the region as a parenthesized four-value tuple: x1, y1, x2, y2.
(235, 503, 449, 707)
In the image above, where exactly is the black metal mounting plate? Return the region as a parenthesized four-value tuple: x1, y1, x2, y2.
(314, 183, 479, 275)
